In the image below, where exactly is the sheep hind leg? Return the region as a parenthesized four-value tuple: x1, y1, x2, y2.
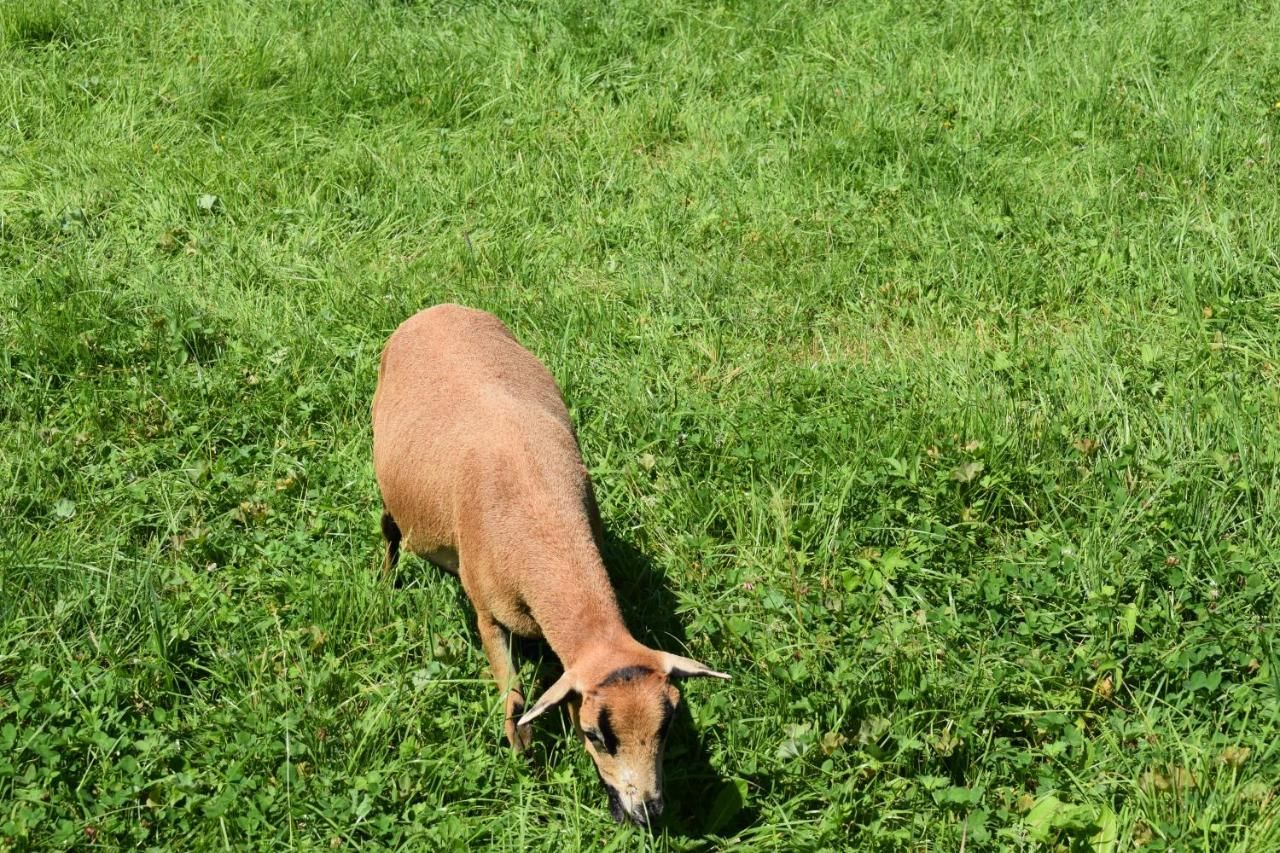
(380, 511, 402, 582)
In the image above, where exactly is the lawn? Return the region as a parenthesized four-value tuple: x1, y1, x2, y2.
(2, 0, 1279, 849)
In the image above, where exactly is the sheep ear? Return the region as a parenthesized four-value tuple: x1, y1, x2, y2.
(659, 652, 730, 680)
(517, 671, 579, 726)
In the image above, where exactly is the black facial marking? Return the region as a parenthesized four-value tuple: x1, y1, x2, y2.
(599, 665, 654, 688)
(658, 697, 675, 739)
(596, 708, 619, 755)
(594, 764, 626, 823)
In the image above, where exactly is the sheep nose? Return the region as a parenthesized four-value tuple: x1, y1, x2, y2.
(629, 796, 663, 826)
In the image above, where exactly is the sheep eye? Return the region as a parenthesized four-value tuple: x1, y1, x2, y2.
(590, 709, 618, 754)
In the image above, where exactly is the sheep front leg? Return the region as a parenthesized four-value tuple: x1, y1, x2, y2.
(476, 615, 532, 752)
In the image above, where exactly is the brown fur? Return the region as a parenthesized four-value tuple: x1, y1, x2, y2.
(371, 304, 728, 824)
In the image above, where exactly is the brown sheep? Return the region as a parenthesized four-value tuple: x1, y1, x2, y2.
(372, 304, 728, 825)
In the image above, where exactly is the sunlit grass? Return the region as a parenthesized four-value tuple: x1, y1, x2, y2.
(2, 0, 1279, 849)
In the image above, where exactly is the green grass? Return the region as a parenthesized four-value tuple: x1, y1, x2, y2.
(3, 0, 1280, 848)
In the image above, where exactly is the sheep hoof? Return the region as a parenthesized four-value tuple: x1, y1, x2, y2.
(506, 719, 533, 754)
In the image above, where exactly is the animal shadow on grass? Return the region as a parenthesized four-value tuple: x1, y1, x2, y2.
(391, 528, 751, 838)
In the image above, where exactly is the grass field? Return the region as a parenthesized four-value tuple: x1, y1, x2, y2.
(3, 0, 1280, 849)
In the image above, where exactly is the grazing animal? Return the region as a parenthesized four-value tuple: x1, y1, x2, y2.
(371, 304, 729, 825)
